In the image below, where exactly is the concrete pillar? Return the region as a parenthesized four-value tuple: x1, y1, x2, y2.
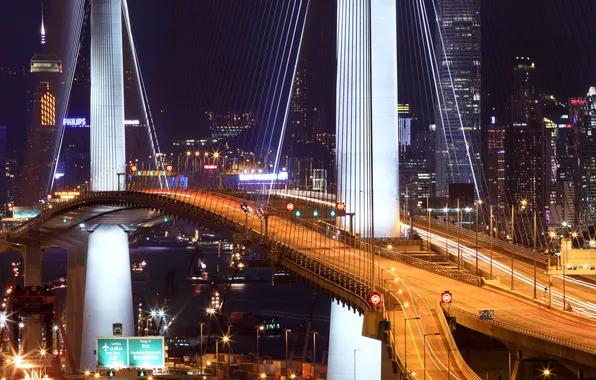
(67, 245, 87, 373)
(22, 240, 43, 354)
(23, 240, 42, 286)
(80, 226, 134, 370)
(328, 301, 382, 380)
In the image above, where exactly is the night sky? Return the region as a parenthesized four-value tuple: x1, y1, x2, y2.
(2, 1, 596, 152)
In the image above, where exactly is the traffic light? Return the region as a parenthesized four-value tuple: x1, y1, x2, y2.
(164, 217, 169, 222)
(166, 164, 173, 172)
(107, 370, 116, 377)
(138, 370, 147, 377)
(336, 202, 346, 211)
(285, 202, 295, 211)
(330, 210, 337, 217)
(295, 210, 301, 217)
(130, 164, 138, 173)
(312, 210, 319, 217)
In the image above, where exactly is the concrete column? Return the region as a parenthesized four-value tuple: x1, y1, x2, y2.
(67, 244, 87, 373)
(22, 240, 43, 354)
(328, 301, 382, 380)
(80, 226, 134, 370)
(23, 240, 42, 286)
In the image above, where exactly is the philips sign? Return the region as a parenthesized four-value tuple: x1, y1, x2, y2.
(63, 118, 87, 126)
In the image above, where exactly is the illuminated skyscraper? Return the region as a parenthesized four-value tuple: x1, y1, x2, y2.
(434, 0, 481, 197)
(20, 52, 62, 205)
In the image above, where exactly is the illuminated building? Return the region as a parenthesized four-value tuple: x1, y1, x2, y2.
(20, 51, 62, 205)
(434, 0, 482, 197)
(398, 104, 412, 150)
(207, 111, 255, 141)
(486, 124, 505, 206)
(505, 58, 547, 211)
(0, 126, 6, 205)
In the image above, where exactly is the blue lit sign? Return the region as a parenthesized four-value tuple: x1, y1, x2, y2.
(238, 172, 289, 182)
(63, 118, 87, 126)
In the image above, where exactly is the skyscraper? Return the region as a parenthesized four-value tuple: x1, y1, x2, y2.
(20, 52, 62, 205)
(505, 58, 547, 211)
(434, 0, 481, 198)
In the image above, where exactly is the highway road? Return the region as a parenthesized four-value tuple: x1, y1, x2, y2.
(410, 219, 596, 320)
(151, 190, 596, 377)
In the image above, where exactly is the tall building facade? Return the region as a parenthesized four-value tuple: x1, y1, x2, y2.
(207, 111, 255, 141)
(486, 123, 505, 206)
(20, 53, 62, 205)
(434, 0, 481, 197)
(505, 58, 547, 211)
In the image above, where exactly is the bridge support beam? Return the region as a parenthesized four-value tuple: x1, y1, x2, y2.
(67, 244, 87, 373)
(328, 301, 382, 380)
(81, 226, 133, 370)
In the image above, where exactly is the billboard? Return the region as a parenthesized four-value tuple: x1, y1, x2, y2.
(97, 336, 164, 369)
(12, 207, 41, 219)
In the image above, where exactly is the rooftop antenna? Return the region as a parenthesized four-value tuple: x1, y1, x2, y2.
(41, 2, 46, 45)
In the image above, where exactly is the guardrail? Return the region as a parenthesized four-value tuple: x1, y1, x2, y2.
(442, 303, 596, 355)
(413, 215, 548, 264)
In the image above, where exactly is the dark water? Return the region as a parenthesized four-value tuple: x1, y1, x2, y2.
(1, 245, 331, 361)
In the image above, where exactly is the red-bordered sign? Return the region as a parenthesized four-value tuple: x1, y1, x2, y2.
(369, 292, 382, 307)
(286, 202, 295, 212)
(441, 290, 452, 304)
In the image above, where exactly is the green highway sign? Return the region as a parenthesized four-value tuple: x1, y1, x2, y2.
(129, 337, 165, 368)
(97, 338, 128, 368)
(97, 336, 164, 369)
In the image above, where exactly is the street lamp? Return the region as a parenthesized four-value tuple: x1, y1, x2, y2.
(353, 348, 364, 380)
(312, 330, 318, 377)
(256, 325, 264, 372)
(404, 316, 421, 372)
(475, 200, 483, 275)
(284, 328, 291, 376)
(423, 333, 440, 380)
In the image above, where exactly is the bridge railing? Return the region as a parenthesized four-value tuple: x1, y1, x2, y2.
(413, 215, 548, 264)
(204, 190, 484, 287)
(442, 303, 596, 355)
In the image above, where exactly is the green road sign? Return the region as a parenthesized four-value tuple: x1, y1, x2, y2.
(128, 337, 165, 368)
(97, 338, 128, 368)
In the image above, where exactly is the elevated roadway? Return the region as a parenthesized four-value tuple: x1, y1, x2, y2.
(7, 190, 596, 376)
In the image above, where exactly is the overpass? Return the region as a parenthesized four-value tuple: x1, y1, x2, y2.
(7, 190, 596, 378)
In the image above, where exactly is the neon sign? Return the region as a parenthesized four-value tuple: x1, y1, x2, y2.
(63, 118, 87, 126)
(238, 172, 289, 181)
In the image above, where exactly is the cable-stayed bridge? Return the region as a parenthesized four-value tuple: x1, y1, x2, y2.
(4, 1, 596, 379)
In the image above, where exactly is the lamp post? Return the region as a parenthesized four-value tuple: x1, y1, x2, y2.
(312, 330, 318, 377)
(256, 325, 264, 373)
(511, 203, 515, 290)
(447, 348, 458, 380)
(200, 322, 205, 373)
(284, 328, 291, 376)
(353, 348, 364, 380)
(489, 205, 494, 278)
(221, 335, 230, 379)
(533, 208, 537, 299)
(424, 333, 440, 380)
(476, 200, 483, 275)
(444, 206, 449, 258)
(548, 231, 556, 308)
(426, 195, 431, 250)
(404, 316, 421, 372)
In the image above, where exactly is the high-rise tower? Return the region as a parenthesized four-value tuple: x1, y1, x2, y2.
(434, 0, 481, 197)
(19, 4, 62, 206)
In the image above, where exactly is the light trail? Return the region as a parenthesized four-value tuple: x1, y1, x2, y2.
(414, 227, 596, 318)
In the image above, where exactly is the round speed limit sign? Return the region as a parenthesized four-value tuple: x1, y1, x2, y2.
(441, 291, 453, 304)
